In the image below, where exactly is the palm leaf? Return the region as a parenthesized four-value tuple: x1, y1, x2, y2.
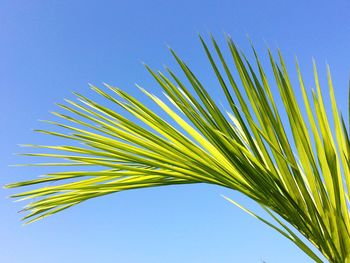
(6, 35, 350, 262)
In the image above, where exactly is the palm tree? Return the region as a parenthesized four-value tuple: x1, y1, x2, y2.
(7, 35, 350, 262)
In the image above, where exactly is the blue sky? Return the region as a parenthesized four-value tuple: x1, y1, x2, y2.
(1, 1, 350, 262)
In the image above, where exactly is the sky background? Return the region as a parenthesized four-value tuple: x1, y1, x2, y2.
(1, 1, 350, 262)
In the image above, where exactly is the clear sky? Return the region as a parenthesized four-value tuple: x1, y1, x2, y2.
(1, 1, 350, 262)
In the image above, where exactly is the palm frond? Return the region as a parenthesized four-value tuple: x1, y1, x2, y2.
(7, 35, 350, 262)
